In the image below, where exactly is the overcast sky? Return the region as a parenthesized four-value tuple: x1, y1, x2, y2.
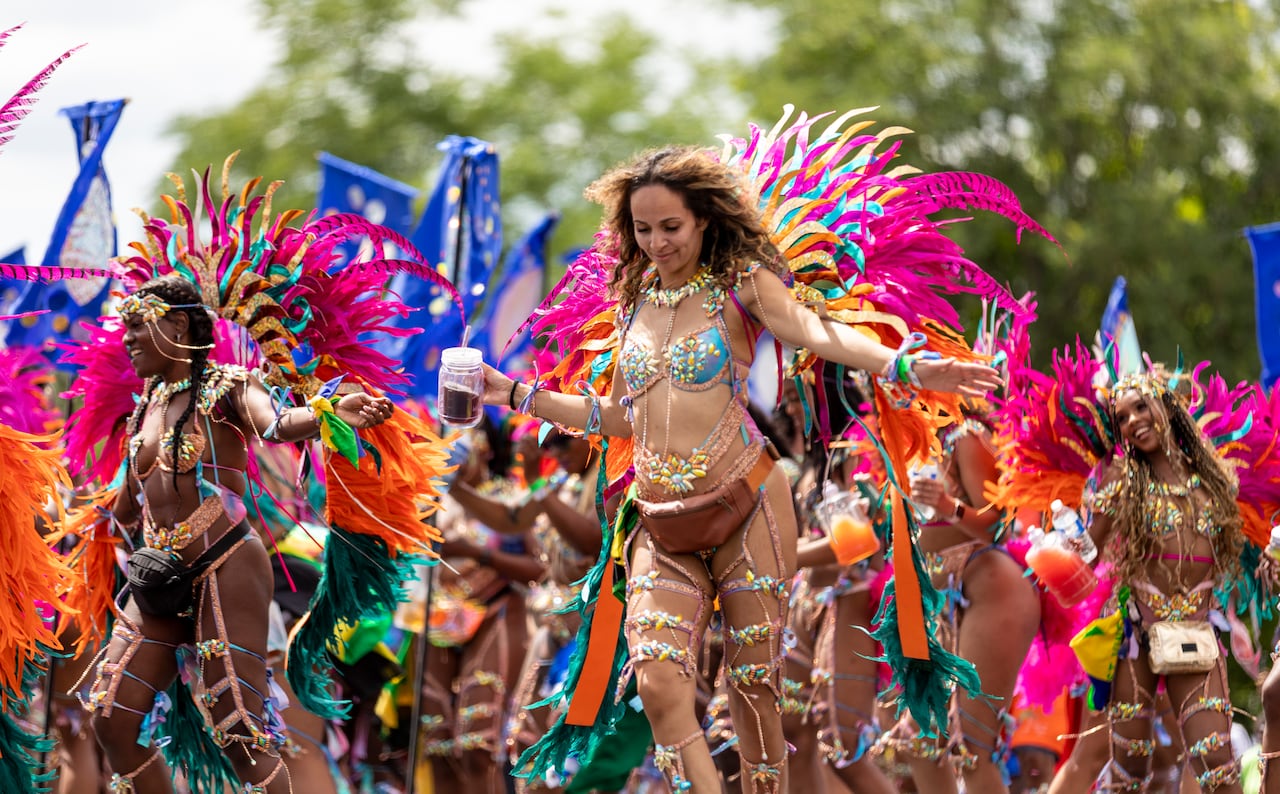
(1, 1, 276, 257)
(1, 0, 773, 261)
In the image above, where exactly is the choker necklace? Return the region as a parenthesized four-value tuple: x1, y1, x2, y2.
(152, 376, 193, 405)
(641, 267, 713, 309)
(1147, 473, 1200, 498)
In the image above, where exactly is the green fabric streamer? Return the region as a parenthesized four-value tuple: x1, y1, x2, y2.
(157, 680, 238, 794)
(869, 509, 985, 737)
(563, 680, 653, 794)
(286, 528, 418, 719)
(1216, 543, 1275, 621)
(515, 464, 633, 784)
(0, 653, 56, 794)
(316, 407, 360, 468)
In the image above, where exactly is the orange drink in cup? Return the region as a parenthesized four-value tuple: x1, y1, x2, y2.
(827, 513, 879, 565)
(1025, 526, 1097, 607)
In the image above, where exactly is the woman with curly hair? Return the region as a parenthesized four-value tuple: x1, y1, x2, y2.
(1085, 373, 1247, 793)
(480, 145, 999, 793)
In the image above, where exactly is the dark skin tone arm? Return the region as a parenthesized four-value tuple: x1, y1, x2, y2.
(538, 488, 618, 560)
(449, 480, 544, 535)
(912, 433, 1004, 541)
(796, 537, 840, 568)
(438, 535, 546, 583)
(111, 364, 394, 526)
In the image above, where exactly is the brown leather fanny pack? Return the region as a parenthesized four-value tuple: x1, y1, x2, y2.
(636, 445, 777, 554)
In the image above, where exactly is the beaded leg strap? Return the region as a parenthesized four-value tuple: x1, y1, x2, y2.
(652, 729, 705, 792)
(1103, 696, 1156, 791)
(1195, 758, 1241, 791)
(816, 702, 879, 768)
(1259, 748, 1280, 786)
(739, 750, 788, 794)
(1097, 760, 1155, 793)
(107, 751, 161, 794)
(193, 571, 289, 758)
(238, 753, 290, 794)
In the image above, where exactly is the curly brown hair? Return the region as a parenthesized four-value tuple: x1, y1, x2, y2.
(585, 145, 787, 315)
(1104, 383, 1243, 587)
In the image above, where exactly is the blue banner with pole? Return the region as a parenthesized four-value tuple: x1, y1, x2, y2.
(1245, 222, 1280, 390)
(3, 99, 125, 356)
(1099, 275, 1143, 377)
(315, 151, 418, 266)
(379, 136, 502, 399)
(471, 211, 558, 372)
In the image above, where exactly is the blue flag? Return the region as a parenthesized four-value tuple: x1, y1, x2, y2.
(1245, 223, 1280, 389)
(472, 211, 559, 371)
(315, 151, 418, 265)
(4, 99, 125, 356)
(1100, 276, 1142, 376)
(380, 136, 502, 398)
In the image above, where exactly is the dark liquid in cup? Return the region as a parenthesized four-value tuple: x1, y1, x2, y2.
(440, 385, 481, 425)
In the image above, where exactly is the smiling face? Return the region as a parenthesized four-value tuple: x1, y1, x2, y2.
(630, 183, 707, 285)
(120, 299, 191, 380)
(1113, 388, 1167, 457)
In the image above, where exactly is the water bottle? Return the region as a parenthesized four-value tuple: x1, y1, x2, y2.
(1050, 499, 1097, 564)
(438, 347, 485, 428)
(1025, 525, 1097, 607)
(908, 460, 939, 523)
(1268, 525, 1280, 560)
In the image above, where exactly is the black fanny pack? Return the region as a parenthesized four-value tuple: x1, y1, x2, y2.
(127, 522, 250, 617)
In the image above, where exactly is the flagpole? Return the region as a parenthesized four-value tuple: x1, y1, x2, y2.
(405, 151, 472, 794)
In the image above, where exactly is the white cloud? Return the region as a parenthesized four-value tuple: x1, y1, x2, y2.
(0, 1, 275, 257)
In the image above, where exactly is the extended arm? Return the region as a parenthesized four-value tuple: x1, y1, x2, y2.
(741, 267, 1002, 397)
(450, 480, 544, 535)
(481, 363, 633, 438)
(233, 374, 395, 443)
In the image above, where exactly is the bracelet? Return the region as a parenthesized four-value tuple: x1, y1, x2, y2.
(508, 380, 521, 410)
(950, 499, 966, 522)
(517, 378, 540, 416)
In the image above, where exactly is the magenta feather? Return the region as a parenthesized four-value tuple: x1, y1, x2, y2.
(0, 262, 116, 281)
(0, 35, 82, 154)
(723, 108, 1053, 347)
(58, 321, 141, 485)
(0, 345, 59, 435)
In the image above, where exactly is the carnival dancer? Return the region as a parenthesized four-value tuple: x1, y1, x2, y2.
(5, 159, 460, 794)
(477, 102, 1057, 791)
(874, 399, 1040, 794)
(774, 370, 896, 794)
(417, 417, 543, 794)
(995, 348, 1280, 793)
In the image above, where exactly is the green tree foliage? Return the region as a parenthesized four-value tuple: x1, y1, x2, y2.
(733, 0, 1280, 382)
(164, 0, 735, 272)
(164, 0, 1280, 381)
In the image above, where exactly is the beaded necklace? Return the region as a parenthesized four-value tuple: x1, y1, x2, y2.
(640, 266, 714, 309)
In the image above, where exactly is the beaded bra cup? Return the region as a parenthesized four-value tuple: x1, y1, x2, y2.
(622, 266, 760, 496)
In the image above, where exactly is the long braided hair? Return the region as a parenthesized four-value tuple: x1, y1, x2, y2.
(130, 276, 216, 488)
(1105, 379, 1243, 587)
(587, 145, 788, 316)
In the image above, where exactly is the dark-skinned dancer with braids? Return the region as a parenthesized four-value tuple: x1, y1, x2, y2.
(87, 276, 394, 794)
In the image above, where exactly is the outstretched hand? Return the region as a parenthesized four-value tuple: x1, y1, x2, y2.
(335, 393, 395, 428)
(911, 357, 1003, 397)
